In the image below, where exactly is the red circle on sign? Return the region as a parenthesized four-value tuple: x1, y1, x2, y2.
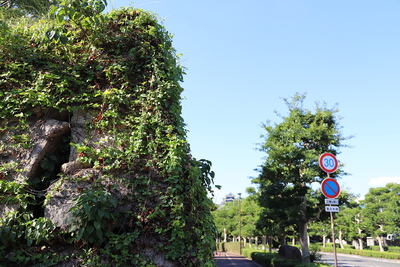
(321, 178, 340, 198)
(319, 153, 338, 173)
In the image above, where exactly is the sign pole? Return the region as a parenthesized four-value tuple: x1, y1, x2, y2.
(319, 153, 339, 267)
(330, 206, 338, 267)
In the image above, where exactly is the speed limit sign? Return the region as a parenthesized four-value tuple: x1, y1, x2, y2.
(319, 153, 338, 173)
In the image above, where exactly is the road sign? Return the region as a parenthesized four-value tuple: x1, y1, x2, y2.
(325, 206, 339, 212)
(321, 178, 340, 198)
(325, 198, 339, 205)
(319, 153, 338, 173)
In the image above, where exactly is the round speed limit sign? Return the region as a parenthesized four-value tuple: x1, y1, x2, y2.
(319, 153, 338, 173)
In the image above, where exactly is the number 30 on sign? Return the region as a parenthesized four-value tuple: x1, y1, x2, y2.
(319, 153, 338, 173)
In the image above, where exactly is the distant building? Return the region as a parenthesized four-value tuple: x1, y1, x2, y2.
(220, 192, 235, 206)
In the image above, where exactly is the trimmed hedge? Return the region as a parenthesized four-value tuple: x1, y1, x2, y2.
(243, 249, 276, 266)
(319, 246, 400, 260)
(217, 242, 400, 265)
(216, 243, 330, 267)
(215, 241, 241, 255)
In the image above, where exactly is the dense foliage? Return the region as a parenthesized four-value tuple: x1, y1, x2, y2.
(0, 1, 217, 266)
(213, 183, 400, 262)
(212, 192, 263, 242)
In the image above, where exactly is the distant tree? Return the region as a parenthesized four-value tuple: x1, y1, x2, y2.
(212, 194, 263, 243)
(309, 189, 358, 248)
(308, 221, 331, 247)
(254, 93, 351, 263)
(329, 190, 359, 248)
(240, 193, 264, 244)
(212, 202, 236, 242)
(361, 183, 400, 251)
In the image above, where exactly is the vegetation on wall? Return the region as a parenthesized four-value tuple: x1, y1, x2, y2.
(0, 1, 217, 266)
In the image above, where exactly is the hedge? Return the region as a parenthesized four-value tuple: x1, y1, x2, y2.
(319, 246, 400, 260)
(216, 243, 330, 267)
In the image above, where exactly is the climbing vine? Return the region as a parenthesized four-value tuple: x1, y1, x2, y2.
(0, 1, 217, 266)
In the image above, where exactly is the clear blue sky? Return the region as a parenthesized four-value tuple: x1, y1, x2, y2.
(106, 1, 400, 203)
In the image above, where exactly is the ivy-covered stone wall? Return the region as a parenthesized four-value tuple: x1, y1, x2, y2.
(0, 1, 217, 266)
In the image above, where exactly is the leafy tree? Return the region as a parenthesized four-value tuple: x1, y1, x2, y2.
(240, 193, 264, 243)
(213, 201, 237, 242)
(212, 194, 263, 243)
(308, 221, 331, 247)
(309, 189, 358, 248)
(254, 93, 350, 263)
(361, 183, 400, 251)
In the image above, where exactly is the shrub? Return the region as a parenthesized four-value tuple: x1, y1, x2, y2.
(251, 251, 276, 267)
(216, 241, 241, 255)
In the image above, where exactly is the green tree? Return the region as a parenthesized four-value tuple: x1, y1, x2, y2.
(361, 183, 400, 251)
(212, 194, 263, 243)
(329, 190, 359, 248)
(308, 221, 331, 247)
(254, 93, 350, 263)
(309, 189, 358, 248)
(240, 192, 264, 245)
(213, 201, 237, 242)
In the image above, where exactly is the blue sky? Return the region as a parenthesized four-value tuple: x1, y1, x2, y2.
(106, 1, 400, 203)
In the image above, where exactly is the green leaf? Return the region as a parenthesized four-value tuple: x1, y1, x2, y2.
(86, 225, 94, 235)
(94, 221, 101, 231)
(96, 229, 103, 240)
(110, 198, 117, 208)
(97, 209, 105, 220)
(60, 35, 68, 44)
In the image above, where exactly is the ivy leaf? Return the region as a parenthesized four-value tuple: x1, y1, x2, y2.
(86, 225, 94, 235)
(94, 221, 101, 231)
(97, 209, 105, 220)
(96, 229, 103, 240)
(60, 35, 68, 44)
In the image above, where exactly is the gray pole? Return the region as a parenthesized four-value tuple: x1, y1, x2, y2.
(238, 193, 242, 255)
(330, 210, 338, 267)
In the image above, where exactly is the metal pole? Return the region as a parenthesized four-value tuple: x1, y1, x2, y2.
(327, 172, 338, 267)
(238, 193, 242, 255)
(330, 212, 337, 267)
(330, 208, 338, 267)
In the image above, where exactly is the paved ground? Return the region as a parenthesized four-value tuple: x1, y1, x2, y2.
(320, 252, 400, 267)
(214, 251, 262, 267)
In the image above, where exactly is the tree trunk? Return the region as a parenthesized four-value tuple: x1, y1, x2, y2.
(322, 235, 327, 247)
(353, 240, 359, 249)
(223, 228, 227, 242)
(262, 235, 266, 250)
(377, 235, 384, 252)
(299, 196, 310, 263)
(338, 229, 344, 249)
(269, 236, 273, 253)
(280, 232, 286, 245)
(299, 220, 310, 263)
(358, 238, 363, 250)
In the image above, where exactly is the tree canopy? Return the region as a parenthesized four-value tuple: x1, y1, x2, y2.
(254, 93, 351, 262)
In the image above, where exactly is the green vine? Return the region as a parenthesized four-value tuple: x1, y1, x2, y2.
(0, 1, 217, 266)
(68, 184, 117, 246)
